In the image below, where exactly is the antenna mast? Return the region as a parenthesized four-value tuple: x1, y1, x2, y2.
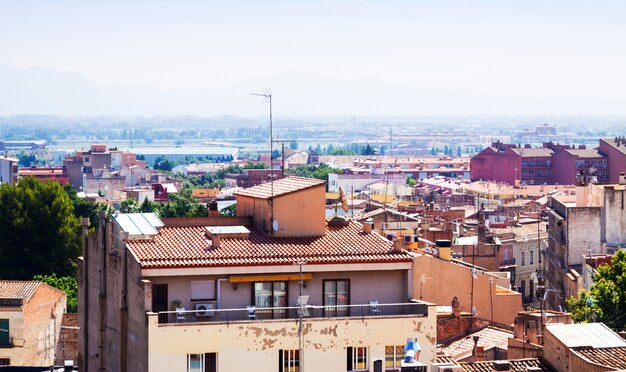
(252, 91, 274, 232)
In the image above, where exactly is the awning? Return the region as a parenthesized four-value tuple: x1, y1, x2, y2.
(229, 273, 313, 283)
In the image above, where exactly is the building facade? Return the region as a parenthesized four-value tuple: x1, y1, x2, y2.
(78, 177, 437, 372)
(0, 281, 66, 367)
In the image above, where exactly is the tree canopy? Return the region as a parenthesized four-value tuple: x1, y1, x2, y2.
(567, 249, 626, 329)
(33, 273, 78, 313)
(0, 178, 81, 279)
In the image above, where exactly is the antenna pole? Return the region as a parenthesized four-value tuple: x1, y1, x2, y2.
(252, 91, 274, 233)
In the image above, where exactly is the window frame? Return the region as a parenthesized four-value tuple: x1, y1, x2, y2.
(252, 281, 288, 319)
(323, 279, 350, 317)
(279, 349, 300, 372)
(385, 345, 404, 369)
(347, 346, 369, 371)
(187, 353, 217, 372)
(0, 319, 10, 347)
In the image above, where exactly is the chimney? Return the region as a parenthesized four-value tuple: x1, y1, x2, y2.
(208, 199, 219, 218)
(211, 234, 220, 249)
(492, 361, 511, 372)
(362, 218, 374, 234)
(620, 172, 626, 185)
(472, 336, 480, 361)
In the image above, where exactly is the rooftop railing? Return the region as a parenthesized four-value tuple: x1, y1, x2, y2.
(155, 302, 428, 325)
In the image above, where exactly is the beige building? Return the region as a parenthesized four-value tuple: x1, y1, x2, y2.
(79, 177, 437, 372)
(0, 281, 67, 367)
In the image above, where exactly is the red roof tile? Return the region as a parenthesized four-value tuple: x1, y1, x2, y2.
(0, 281, 41, 301)
(127, 221, 412, 269)
(440, 326, 513, 360)
(234, 176, 325, 199)
(461, 358, 552, 372)
(574, 346, 626, 370)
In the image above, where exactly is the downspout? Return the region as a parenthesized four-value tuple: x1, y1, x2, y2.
(80, 218, 89, 372)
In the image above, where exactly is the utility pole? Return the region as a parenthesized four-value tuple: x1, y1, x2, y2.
(294, 260, 307, 372)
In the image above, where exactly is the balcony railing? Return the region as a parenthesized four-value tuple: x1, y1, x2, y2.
(156, 302, 428, 325)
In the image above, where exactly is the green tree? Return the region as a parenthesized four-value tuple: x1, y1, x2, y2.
(406, 176, 417, 187)
(33, 273, 78, 313)
(0, 178, 81, 279)
(566, 249, 626, 328)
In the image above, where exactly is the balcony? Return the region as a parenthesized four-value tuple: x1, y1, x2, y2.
(544, 248, 568, 273)
(156, 302, 428, 325)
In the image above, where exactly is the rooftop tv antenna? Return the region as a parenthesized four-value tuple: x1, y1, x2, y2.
(252, 90, 277, 233)
(338, 186, 349, 215)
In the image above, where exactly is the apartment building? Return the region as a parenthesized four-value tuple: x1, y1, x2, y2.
(17, 167, 70, 185)
(0, 281, 66, 367)
(0, 155, 18, 185)
(78, 176, 436, 372)
(545, 181, 626, 310)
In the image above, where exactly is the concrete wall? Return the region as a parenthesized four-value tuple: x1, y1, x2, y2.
(83, 176, 126, 199)
(237, 185, 326, 237)
(567, 207, 602, 265)
(78, 219, 149, 372)
(602, 187, 626, 246)
(147, 308, 437, 372)
(413, 255, 521, 325)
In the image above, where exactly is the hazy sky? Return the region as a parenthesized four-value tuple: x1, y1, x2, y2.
(2, 0, 625, 99)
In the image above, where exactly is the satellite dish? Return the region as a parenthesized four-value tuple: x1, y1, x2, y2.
(471, 306, 478, 316)
(272, 219, 279, 232)
(338, 186, 349, 212)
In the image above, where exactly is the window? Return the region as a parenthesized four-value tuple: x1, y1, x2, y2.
(521, 252, 526, 266)
(279, 349, 299, 372)
(190, 280, 216, 301)
(187, 353, 216, 372)
(539, 249, 542, 264)
(347, 346, 368, 371)
(530, 250, 534, 265)
(0, 358, 9, 366)
(385, 345, 404, 369)
(0, 319, 9, 347)
(254, 281, 287, 318)
(324, 279, 350, 317)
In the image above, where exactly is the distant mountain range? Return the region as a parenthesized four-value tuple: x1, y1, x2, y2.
(1, 62, 625, 117)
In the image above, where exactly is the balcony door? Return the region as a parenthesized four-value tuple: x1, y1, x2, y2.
(253, 281, 287, 319)
(324, 279, 349, 317)
(152, 284, 168, 323)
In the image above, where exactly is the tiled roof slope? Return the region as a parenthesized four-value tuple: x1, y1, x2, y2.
(234, 176, 325, 199)
(0, 281, 41, 301)
(440, 326, 513, 360)
(128, 221, 411, 269)
(460, 358, 552, 372)
(574, 347, 626, 370)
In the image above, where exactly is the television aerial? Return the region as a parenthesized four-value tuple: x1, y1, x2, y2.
(338, 186, 349, 213)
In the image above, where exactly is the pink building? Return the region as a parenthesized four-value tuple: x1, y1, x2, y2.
(470, 142, 553, 185)
(471, 140, 626, 186)
(598, 137, 626, 183)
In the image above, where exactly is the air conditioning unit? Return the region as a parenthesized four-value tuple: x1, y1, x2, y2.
(404, 234, 415, 243)
(195, 302, 216, 317)
(386, 233, 396, 241)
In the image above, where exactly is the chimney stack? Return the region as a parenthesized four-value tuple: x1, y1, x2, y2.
(211, 234, 220, 249)
(362, 218, 374, 234)
(208, 199, 219, 218)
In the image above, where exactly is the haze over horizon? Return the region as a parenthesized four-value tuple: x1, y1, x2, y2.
(1, 0, 625, 117)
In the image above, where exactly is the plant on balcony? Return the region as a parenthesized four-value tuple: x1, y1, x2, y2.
(566, 249, 626, 329)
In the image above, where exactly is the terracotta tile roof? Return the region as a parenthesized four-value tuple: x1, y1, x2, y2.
(0, 280, 41, 301)
(234, 176, 325, 199)
(128, 221, 412, 269)
(460, 358, 552, 372)
(440, 326, 513, 360)
(574, 346, 626, 370)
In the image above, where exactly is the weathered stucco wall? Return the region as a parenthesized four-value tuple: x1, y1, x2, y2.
(567, 208, 602, 265)
(147, 309, 437, 372)
(413, 254, 521, 326)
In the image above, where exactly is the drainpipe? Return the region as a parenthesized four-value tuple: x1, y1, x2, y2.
(120, 230, 130, 372)
(80, 218, 89, 372)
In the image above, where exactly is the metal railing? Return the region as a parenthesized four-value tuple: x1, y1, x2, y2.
(155, 302, 428, 325)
